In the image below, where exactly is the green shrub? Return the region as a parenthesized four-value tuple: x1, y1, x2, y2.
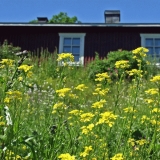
(0, 40, 21, 60)
(87, 50, 149, 81)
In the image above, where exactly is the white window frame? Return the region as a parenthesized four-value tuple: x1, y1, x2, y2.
(59, 33, 86, 66)
(140, 34, 160, 65)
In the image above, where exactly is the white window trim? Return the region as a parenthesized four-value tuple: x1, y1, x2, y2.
(59, 33, 86, 66)
(140, 34, 160, 47)
(140, 34, 160, 66)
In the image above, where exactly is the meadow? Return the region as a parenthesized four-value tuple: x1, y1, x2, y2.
(0, 47, 160, 160)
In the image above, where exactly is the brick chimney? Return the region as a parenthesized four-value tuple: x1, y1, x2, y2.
(104, 10, 120, 23)
(37, 17, 48, 23)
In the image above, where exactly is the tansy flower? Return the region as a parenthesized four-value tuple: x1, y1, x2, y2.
(150, 75, 160, 83)
(81, 124, 94, 134)
(110, 153, 124, 160)
(80, 146, 93, 157)
(126, 69, 143, 77)
(58, 153, 75, 160)
(80, 112, 94, 122)
(132, 47, 148, 57)
(91, 99, 106, 109)
(95, 72, 111, 82)
(145, 88, 159, 95)
(75, 84, 88, 91)
(123, 107, 136, 113)
(56, 88, 71, 97)
(0, 59, 14, 66)
(57, 53, 74, 62)
(18, 65, 33, 73)
(115, 60, 130, 69)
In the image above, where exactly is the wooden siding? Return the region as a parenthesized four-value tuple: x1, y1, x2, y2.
(1, 26, 160, 64)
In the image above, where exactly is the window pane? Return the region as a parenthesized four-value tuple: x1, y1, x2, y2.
(72, 46, 80, 54)
(73, 54, 79, 62)
(147, 47, 153, 55)
(146, 39, 153, 46)
(72, 38, 80, 45)
(155, 39, 160, 46)
(64, 38, 71, 45)
(155, 47, 160, 57)
(63, 46, 71, 52)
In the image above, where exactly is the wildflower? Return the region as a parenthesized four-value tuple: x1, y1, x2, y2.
(150, 75, 160, 83)
(53, 102, 66, 110)
(128, 138, 135, 146)
(151, 108, 160, 113)
(123, 107, 136, 113)
(126, 69, 143, 77)
(132, 47, 148, 57)
(56, 88, 71, 97)
(93, 88, 109, 96)
(4, 97, 11, 103)
(80, 112, 94, 122)
(145, 99, 154, 104)
(18, 65, 33, 73)
(80, 146, 93, 157)
(145, 88, 159, 95)
(57, 53, 74, 62)
(115, 60, 130, 69)
(68, 93, 78, 99)
(96, 111, 117, 127)
(5, 90, 22, 102)
(91, 99, 106, 109)
(136, 139, 147, 146)
(18, 76, 23, 81)
(95, 72, 111, 82)
(141, 115, 150, 123)
(58, 153, 75, 160)
(75, 84, 88, 91)
(69, 109, 83, 115)
(0, 59, 14, 66)
(81, 124, 94, 134)
(110, 153, 124, 160)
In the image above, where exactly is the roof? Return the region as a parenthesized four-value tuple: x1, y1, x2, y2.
(1, 23, 160, 27)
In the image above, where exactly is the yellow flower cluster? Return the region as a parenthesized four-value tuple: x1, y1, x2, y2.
(58, 153, 75, 160)
(115, 60, 130, 69)
(75, 84, 88, 91)
(126, 69, 143, 77)
(56, 88, 71, 97)
(91, 99, 106, 109)
(80, 112, 94, 122)
(0, 59, 14, 66)
(145, 88, 159, 95)
(132, 47, 148, 57)
(93, 87, 109, 96)
(123, 107, 136, 113)
(96, 111, 117, 127)
(80, 146, 93, 157)
(4, 90, 22, 103)
(128, 138, 148, 146)
(18, 65, 33, 73)
(57, 53, 74, 62)
(95, 72, 111, 82)
(53, 102, 66, 110)
(81, 123, 94, 134)
(150, 75, 160, 82)
(110, 153, 124, 160)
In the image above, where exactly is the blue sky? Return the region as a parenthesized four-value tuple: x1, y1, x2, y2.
(0, 0, 160, 23)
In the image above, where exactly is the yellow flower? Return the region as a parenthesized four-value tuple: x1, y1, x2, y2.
(145, 88, 159, 95)
(69, 109, 83, 115)
(57, 53, 74, 62)
(151, 108, 160, 113)
(80, 146, 93, 157)
(81, 124, 94, 134)
(123, 107, 136, 113)
(126, 69, 143, 77)
(75, 84, 88, 91)
(96, 111, 117, 127)
(95, 72, 111, 82)
(110, 153, 124, 160)
(128, 138, 135, 146)
(58, 153, 75, 160)
(18, 76, 23, 81)
(150, 75, 160, 82)
(93, 88, 109, 96)
(80, 112, 94, 122)
(56, 88, 71, 97)
(0, 59, 14, 66)
(115, 60, 130, 69)
(132, 47, 148, 57)
(91, 99, 106, 109)
(53, 102, 66, 109)
(18, 65, 33, 72)
(136, 139, 147, 146)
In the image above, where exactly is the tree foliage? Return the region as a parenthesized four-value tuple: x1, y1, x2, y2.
(29, 12, 81, 23)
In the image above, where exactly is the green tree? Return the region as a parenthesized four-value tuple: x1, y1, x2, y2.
(29, 12, 81, 23)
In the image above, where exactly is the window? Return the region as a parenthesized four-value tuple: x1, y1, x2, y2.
(140, 34, 160, 62)
(59, 33, 86, 65)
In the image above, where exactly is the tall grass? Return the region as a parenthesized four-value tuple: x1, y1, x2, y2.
(0, 47, 160, 160)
